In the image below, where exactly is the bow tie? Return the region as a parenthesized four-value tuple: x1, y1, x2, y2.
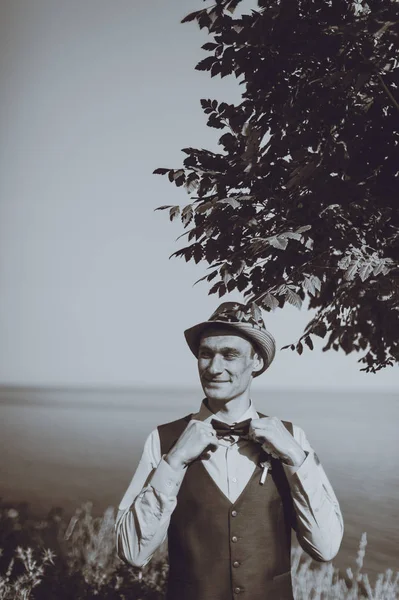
(211, 418, 252, 439)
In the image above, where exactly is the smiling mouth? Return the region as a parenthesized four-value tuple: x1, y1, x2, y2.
(204, 379, 230, 384)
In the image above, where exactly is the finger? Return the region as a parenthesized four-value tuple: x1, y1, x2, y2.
(199, 450, 212, 461)
(203, 437, 219, 451)
(201, 429, 216, 442)
(200, 443, 218, 460)
(250, 424, 275, 436)
(249, 427, 268, 439)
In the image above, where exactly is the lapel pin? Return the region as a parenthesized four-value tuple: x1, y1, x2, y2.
(259, 460, 272, 485)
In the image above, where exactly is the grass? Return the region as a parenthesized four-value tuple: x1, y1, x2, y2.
(0, 500, 397, 599)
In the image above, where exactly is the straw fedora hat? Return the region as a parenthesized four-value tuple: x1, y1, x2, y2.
(184, 302, 276, 376)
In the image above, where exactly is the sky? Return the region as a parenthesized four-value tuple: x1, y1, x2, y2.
(0, 0, 397, 391)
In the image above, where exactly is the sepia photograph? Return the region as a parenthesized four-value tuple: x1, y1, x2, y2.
(0, 1, 398, 598)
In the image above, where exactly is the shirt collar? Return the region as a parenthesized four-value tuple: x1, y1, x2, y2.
(192, 398, 259, 425)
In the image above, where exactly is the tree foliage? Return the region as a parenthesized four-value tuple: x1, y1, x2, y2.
(155, 0, 399, 373)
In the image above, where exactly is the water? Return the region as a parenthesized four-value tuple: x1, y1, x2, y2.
(0, 386, 398, 580)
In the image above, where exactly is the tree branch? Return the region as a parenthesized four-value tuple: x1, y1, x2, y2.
(376, 73, 399, 112)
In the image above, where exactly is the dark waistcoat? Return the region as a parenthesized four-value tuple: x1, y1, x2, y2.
(158, 413, 296, 600)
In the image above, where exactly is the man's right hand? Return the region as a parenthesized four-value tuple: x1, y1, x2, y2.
(165, 420, 219, 470)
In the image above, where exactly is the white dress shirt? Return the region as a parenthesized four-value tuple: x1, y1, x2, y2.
(116, 400, 344, 568)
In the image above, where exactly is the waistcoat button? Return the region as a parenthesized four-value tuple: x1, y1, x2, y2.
(231, 510, 237, 517)
(233, 561, 240, 568)
(231, 535, 238, 543)
(234, 587, 241, 593)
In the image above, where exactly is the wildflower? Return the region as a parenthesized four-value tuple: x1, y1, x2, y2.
(42, 549, 56, 565)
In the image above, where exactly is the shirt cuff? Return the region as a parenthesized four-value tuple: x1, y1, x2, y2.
(282, 450, 313, 479)
(149, 456, 186, 497)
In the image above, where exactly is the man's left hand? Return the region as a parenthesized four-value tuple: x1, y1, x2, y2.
(249, 417, 306, 468)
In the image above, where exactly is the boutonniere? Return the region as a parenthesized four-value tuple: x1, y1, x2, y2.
(259, 459, 272, 485)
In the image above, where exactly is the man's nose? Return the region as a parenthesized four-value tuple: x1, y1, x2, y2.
(207, 355, 224, 374)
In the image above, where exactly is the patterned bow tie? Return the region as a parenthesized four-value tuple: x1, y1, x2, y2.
(211, 418, 252, 439)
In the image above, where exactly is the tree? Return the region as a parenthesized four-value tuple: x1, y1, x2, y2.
(154, 0, 399, 373)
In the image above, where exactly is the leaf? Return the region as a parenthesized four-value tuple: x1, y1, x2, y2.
(373, 260, 386, 276)
(338, 254, 352, 270)
(207, 113, 224, 128)
(311, 275, 322, 292)
(194, 245, 203, 264)
(236, 273, 248, 292)
(185, 173, 199, 194)
(154, 205, 173, 211)
(226, 0, 241, 14)
(221, 266, 233, 285)
(193, 274, 209, 286)
(218, 197, 241, 209)
(169, 206, 180, 222)
(200, 98, 212, 110)
(268, 235, 288, 250)
(196, 201, 215, 214)
(262, 293, 279, 310)
(304, 237, 314, 250)
(196, 56, 217, 72)
(232, 24, 243, 33)
(175, 175, 185, 187)
(359, 261, 374, 282)
(304, 335, 314, 350)
(311, 322, 327, 338)
(197, 11, 212, 30)
(303, 276, 316, 296)
(285, 289, 303, 309)
(209, 281, 223, 295)
(181, 9, 205, 24)
(344, 260, 359, 281)
(284, 231, 302, 241)
(296, 225, 312, 233)
(202, 42, 218, 51)
(276, 284, 288, 296)
(173, 169, 185, 181)
(181, 205, 193, 227)
(153, 168, 170, 175)
(211, 62, 223, 78)
(296, 341, 303, 355)
(250, 302, 263, 323)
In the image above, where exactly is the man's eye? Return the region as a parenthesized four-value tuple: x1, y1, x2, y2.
(224, 354, 237, 360)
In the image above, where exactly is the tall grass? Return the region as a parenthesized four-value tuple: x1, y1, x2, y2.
(0, 501, 397, 599)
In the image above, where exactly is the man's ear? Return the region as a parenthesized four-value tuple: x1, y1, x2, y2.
(252, 352, 264, 375)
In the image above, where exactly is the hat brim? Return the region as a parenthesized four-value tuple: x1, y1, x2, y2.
(184, 321, 276, 377)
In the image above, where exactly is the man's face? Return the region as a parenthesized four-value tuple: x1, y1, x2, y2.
(197, 328, 262, 403)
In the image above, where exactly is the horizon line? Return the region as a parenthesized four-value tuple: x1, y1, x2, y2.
(0, 382, 396, 395)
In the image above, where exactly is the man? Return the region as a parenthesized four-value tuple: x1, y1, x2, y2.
(116, 302, 343, 600)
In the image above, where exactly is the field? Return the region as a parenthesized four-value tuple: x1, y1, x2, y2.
(0, 501, 398, 600)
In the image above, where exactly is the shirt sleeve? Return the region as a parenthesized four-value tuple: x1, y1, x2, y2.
(282, 425, 344, 562)
(115, 428, 186, 568)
